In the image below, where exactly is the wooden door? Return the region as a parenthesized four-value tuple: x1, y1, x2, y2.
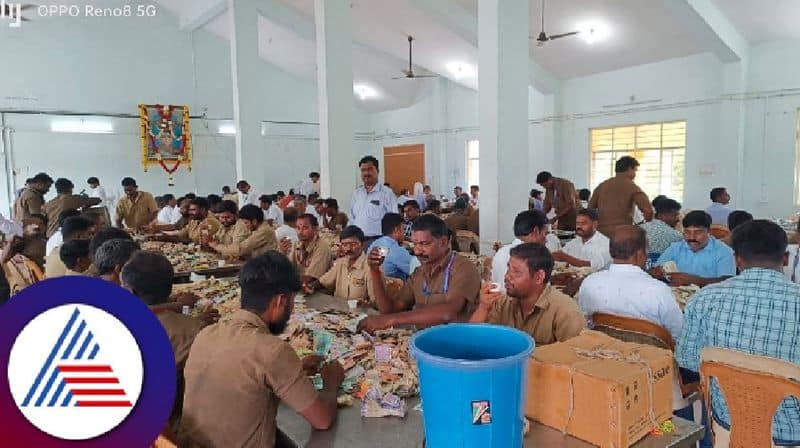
(383, 144, 425, 195)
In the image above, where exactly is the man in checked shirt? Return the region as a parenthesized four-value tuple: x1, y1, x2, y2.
(676, 220, 800, 447)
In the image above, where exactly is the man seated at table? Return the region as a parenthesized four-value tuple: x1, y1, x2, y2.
(279, 213, 332, 285)
(471, 243, 585, 345)
(367, 213, 414, 281)
(149, 197, 191, 232)
(652, 211, 735, 287)
(260, 195, 284, 227)
(402, 200, 421, 240)
(676, 220, 800, 447)
(305, 226, 383, 303)
(45, 216, 96, 278)
(639, 197, 683, 255)
(358, 214, 480, 333)
(578, 226, 684, 341)
(210, 200, 249, 246)
(322, 198, 348, 232)
(276, 207, 300, 243)
(492, 210, 563, 292)
(94, 239, 141, 285)
(156, 197, 221, 245)
(552, 208, 611, 272)
(180, 252, 345, 447)
(425, 199, 442, 215)
(59, 239, 92, 276)
(208, 205, 277, 260)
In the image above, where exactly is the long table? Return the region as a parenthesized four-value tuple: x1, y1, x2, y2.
(276, 294, 705, 448)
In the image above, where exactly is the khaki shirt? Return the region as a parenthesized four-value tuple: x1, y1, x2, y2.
(486, 286, 586, 345)
(222, 193, 239, 205)
(215, 222, 277, 259)
(213, 221, 250, 246)
(116, 191, 159, 230)
(43, 194, 101, 237)
(288, 236, 332, 279)
(589, 175, 652, 237)
(13, 187, 46, 221)
(180, 310, 318, 448)
(544, 178, 579, 230)
(21, 237, 46, 268)
(323, 212, 349, 231)
(177, 215, 222, 244)
(45, 246, 67, 278)
(318, 253, 381, 301)
(394, 251, 480, 317)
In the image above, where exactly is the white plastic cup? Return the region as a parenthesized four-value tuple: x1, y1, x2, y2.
(182, 306, 191, 315)
(217, 260, 225, 268)
(347, 300, 358, 310)
(377, 247, 390, 257)
(489, 283, 501, 293)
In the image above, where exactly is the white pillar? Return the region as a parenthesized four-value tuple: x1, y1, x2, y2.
(478, 0, 530, 251)
(430, 78, 449, 196)
(315, 0, 355, 208)
(228, 0, 264, 188)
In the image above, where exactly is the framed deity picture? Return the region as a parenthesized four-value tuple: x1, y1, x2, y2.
(139, 104, 192, 185)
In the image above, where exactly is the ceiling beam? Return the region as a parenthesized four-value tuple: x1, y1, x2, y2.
(666, 0, 749, 62)
(180, 0, 228, 31)
(407, 0, 559, 94)
(256, 0, 316, 41)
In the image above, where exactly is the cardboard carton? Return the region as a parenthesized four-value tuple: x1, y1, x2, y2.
(525, 331, 673, 448)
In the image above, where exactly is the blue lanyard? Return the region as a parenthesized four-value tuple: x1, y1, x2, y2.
(422, 253, 456, 296)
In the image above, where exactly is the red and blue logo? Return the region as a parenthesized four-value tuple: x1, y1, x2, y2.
(0, 277, 176, 447)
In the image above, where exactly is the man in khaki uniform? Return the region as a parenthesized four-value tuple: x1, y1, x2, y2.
(42, 178, 101, 238)
(589, 156, 654, 237)
(210, 200, 249, 246)
(13, 172, 53, 221)
(306, 226, 382, 303)
(322, 198, 349, 231)
(45, 216, 96, 278)
(536, 171, 579, 231)
(180, 253, 345, 448)
(209, 204, 276, 260)
(280, 214, 332, 284)
(359, 214, 481, 333)
(115, 177, 159, 230)
(470, 242, 586, 345)
(157, 197, 221, 244)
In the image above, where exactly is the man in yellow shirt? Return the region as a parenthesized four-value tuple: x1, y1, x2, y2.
(210, 200, 249, 246)
(279, 214, 332, 285)
(209, 205, 277, 260)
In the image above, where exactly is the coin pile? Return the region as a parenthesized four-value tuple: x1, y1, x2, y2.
(142, 241, 222, 273)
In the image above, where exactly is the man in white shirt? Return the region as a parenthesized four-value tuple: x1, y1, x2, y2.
(704, 187, 732, 226)
(578, 225, 684, 341)
(293, 195, 321, 222)
(236, 180, 262, 207)
(469, 185, 480, 209)
(350, 156, 398, 240)
(492, 210, 561, 291)
(275, 207, 299, 243)
(298, 172, 321, 197)
(259, 195, 284, 226)
(87, 176, 115, 220)
(553, 208, 611, 272)
(156, 194, 182, 225)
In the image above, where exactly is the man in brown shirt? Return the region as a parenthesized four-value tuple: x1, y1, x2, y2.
(322, 198, 349, 231)
(280, 214, 332, 284)
(536, 171, 579, 231)
(306, 225, 382, 303)
(589, 156, 654, 237)
(359, 214, 481, 333)
(180, 253, 344, 448)
(19, 214, 47, 268)
(42, 178, 101, 238)
(209, 205, 277, 260)
(210, 200, 249, 246)
(115, 177, 159, 230)
(13, 172, 53, 221)
(470, 242, 586, 345)
(156, 197, 221, 244)
(45, 216, 96, 278)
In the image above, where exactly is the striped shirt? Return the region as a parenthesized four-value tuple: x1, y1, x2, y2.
(676, 268, 800, 443)
(639, 219, 683, 254)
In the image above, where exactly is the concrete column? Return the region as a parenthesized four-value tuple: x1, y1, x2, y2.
(315, 0, 355, 208)
(228, 0, 264, 189)
(430, 78, 449, 196)
(721, 61, 748, 206)
(478, 0, 530, 251)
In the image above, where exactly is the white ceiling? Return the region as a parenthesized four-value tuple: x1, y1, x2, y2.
(156, 0, 799, 112)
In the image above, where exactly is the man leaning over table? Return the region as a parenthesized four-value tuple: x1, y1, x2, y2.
(358, 214, 480, 333)
(152, 197, 221, 245)
(208, 205, 277, 260)
(551, 208, 612, 272)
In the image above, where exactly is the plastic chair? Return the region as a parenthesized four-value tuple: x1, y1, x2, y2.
(455, 230, 478, 254)
(710, 225, 731, 240)
(700, 347, 800, 448)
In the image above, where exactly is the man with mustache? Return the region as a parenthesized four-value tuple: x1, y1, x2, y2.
(349, 156, 398, 246)
(552, 208, 612, 272)
(358, 214, 480, 333)
(154, 197, 221, 245)
(209, 205, 277, 260)
(652, 210, 735, 286)
(279, 214, 332, 286)
(492, 210, 563, 293)
(470, 243, 585, 345)
(180, 252, 344, 447)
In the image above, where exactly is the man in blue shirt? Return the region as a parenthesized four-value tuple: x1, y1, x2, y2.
(653, 210, 735, 287)
(704, 187, 732, 226)
(676, 220, 800, 446)
(367, 213, 413, 280)
(349, 156, 398, 242)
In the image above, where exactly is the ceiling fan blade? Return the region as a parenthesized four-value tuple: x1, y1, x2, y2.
(21, 4, 36, 10)
(548, 31, 579, 40)
(411, 74, 439, 79)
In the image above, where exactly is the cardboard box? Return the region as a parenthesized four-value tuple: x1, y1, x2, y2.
(525, 331, 674, 448)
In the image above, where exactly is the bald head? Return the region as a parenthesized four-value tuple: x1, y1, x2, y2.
(610, 226, 647, 266)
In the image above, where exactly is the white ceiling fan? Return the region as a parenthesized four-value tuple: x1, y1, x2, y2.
(392, 36, 439, 80)
(531, 0, 580, 47)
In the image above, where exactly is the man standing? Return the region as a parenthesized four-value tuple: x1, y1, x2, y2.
(322, 198, 348, 231)
(639, 197, 683, 255)
(705, 187, 732, 226)
(350, 156, 398, 243)
(469, 185, 480, 208)
(589, 156, 654, 237)
(42, 178, 100, 238)
(115, 177, 159, 230)
(492, 210, 561, 292)
(653, 211, 735, 287)
(221, 185, 239, 205)
(14, 172, 53, 221)
(236, 180, 262, 207)
(578, 226, 683, 341)
(536, 171, 579, 231)
(358, 215, 480, 333)
(470, 243, 586, 345)
(367, 213, 414, 281)
(87, 177, 114, 217)
(279, 214, 332, 285)
(299, 172, 321, 197)
(677, 220, 800, 446)
(552, 209, 612, 272)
